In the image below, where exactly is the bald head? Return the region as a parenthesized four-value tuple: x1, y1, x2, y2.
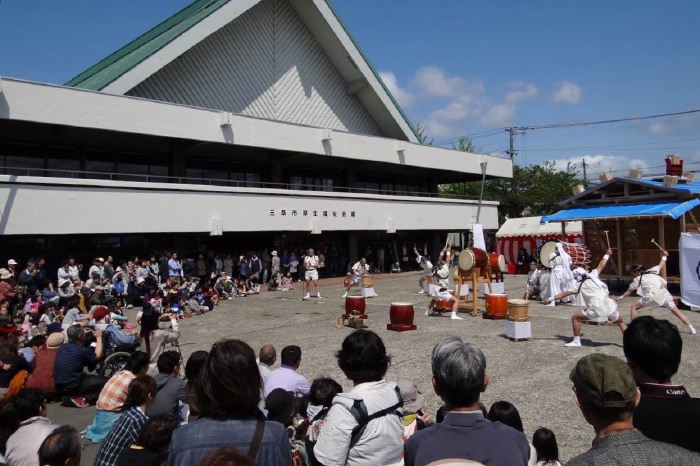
(259, 344, 277, 367)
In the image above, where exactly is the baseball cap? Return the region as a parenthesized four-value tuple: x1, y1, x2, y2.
(570, 353, 637, 408)
(7, 259, 17, 265)
(397, 380, 424, 414)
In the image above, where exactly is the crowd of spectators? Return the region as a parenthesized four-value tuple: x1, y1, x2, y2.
(0, 249, 698, 465)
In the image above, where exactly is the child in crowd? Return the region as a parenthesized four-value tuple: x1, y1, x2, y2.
(282, 273, 294, 291)
(532, 427, 561, 466)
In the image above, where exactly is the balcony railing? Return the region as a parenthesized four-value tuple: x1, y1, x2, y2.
(0, 166, 480, 200)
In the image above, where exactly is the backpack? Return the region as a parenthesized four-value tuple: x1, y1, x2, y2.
(306, 386, 403, 466)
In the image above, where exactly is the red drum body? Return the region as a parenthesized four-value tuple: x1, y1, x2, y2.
(387, 302, 417, 332)
(484, 294, 508, 319)
(344, 296, 366, 316)
(435, 300, 453, 312)
(458, 248, 489, 273)
(488, 253, 507, 273)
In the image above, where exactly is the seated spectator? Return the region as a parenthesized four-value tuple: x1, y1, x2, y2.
(38, 426, 81, 466)
(92, 306, 136, 348)
(623, 316, 700, 453)
(5, 389, 58, 466)
(60, 297, 87, 329)
(168, 339, 292, 466)
(84, 351, 150, 443)
(19, 335, 46, 369)
(264, 345, 310, 398)
(524, 262, 541, 300)
(487, 401, 535, 466)
(25, 332, 64, 396)
(40, 283, 60, 308)
(397, 380, 433, 440)
(0, 315, 22, 338)
(147, 351, 187, 420)
(567, 353, 700, 465)
(531, 428, 561, 466)
(36, 302, 59, 332)
(0, 335, 30, 400)
(139, 307, 180, 376)
(57, 277, 76, 303)
(265, 388, 307, 463)
(304, 378, 342, 466)
(257, 344, 276, 389)
(404, 337, 529, 466)
(115, 414, 180, 466)
(53, 325, 107, 407)
(198, 447, 255, 466)
(314, 330, 404, 466)
(184, 350, 208, 423)
(94, 375, 158, 466)
(187, 292, 209, 315)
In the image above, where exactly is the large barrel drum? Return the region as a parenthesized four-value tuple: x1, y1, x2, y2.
(458, 248, 489, 273)
(387, 302, 417, 332)
(484, 294, 508, 319)
(345, 296, 366, 315)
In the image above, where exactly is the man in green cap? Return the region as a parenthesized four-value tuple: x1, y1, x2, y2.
(567, 353, 700, 465)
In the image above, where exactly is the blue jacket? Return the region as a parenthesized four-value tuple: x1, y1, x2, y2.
(105, 324, 136, 347)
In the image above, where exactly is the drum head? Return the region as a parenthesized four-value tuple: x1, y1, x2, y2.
(497, 255, 507, 272)
(539, 241, 558, 269)
(508, 299, 529, 305)
(458, 249, 475, 271)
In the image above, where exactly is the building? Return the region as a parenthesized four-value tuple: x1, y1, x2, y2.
(0, 0, 510, 267)
(542, 166, 700, 281)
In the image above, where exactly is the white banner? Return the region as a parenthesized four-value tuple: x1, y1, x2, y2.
(472, 223, 486, 251)
(680, 233, 700, 307)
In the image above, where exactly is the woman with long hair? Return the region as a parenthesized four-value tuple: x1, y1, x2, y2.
(139, 305, 179, 376)
(184, 350, 208, 422)
(94, 375, 158, 466)
(0, 335, 29, 399)
(169, 339, 292, 466)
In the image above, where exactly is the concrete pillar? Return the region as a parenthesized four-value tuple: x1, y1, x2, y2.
(348, 232, 358, 262)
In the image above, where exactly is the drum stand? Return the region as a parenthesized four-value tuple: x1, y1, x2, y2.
(455, 267, 493, 316)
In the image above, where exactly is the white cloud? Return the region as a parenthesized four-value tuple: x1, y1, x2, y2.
(411, 66, 477, 99)
(551, 81, 583, 104)
(480, 82, 537, 126)
(378, 71, 415, 107)
(549, 154, 649, 178)
(647, 122, 669, 135)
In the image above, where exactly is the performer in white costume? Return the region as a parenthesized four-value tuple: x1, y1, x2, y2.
(425, 287, 462, 320)
(414, 246, 433, 294)
(546, 242, 574, 306)
(342, 258, 369, 298)
(616, 250, 696, 335)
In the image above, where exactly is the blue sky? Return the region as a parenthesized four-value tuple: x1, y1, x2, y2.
(1, 0, 699, 180)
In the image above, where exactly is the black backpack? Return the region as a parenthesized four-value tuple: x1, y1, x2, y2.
(306, 386, 403, 465)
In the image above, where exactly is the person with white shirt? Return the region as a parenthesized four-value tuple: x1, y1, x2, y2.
(342, 258, 368, 298)
(413, 247, 433, 294)
(425, 287, 462, 320)
(257, 344, 276, 389)
(303, 249, 322, 300)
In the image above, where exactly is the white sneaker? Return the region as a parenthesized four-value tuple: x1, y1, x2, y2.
(317, 293, 322, 299)
(690, 325, 697, 335)
(425, 308, 431, 316)
(303, 294, 310, 300)
(126, 304, 133, 309)
(451, 314, 463, 320)
(418, 290, 426, 294)
(565, 340, 582, 347)
(342, 292, 348, 298)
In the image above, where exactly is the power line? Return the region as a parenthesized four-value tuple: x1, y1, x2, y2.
(515, 108, 700, 132)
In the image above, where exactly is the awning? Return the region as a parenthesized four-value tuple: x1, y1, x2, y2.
(496, 216, 582, 237)
(542, 199, 700, 222)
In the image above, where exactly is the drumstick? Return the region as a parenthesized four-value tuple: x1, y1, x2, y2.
(651, 239, 665, 251)
(603, 230, 611, 250)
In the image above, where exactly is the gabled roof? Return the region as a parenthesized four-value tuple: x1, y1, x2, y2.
(65, 0, 419, 142)
(563, 177, 700, 206)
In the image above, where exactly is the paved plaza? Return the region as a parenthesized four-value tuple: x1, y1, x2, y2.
(50, 272, 700, 464)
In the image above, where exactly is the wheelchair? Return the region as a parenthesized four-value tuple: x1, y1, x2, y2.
(98, 328, 139, 378)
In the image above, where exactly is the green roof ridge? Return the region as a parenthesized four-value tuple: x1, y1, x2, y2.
(323, 0, 419, 141)
(65, 0, 230, 90)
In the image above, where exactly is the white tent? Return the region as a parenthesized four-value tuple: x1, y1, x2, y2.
(496, 216, 582, 266)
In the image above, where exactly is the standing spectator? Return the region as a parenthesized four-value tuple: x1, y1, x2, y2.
(7, 260, 18, 284)
(94, 375, 158, 466)
(238, 256, 249, 281)
(271, 251, 280, 277)
(168, 339, 292, 466)
(0, 270, 16, 306)
(33, 258, 48, 291)
(261, 250, 271, 284)
(17, 263, 36, 295)
(567, 353, 700, 465)
(377, 246, 385, 274)
(53, 326, 107, 407)
(103, 256, 115, 282)
(249, 254, 262, 280)
(167, 254, 182, 282)
(139, 307, 180, 376)
(196, 256, 208, 283)
(5, 389, 58, 466)
(404, 337, 529, 466)
(258, 345, 276, 388)
(516, 248, 530, 274)
(147, 351, 187, 419)
(264, 345, 310, 398)
(314, 330, 404, 466)
(38, 426, 81, 466)
(624, 316, 700, 452)
(223, 254, 235, 278)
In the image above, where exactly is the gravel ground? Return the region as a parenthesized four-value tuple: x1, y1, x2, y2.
(48, 272, 700, 464)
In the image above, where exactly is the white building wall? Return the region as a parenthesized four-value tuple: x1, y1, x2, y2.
(0, 177, 499, 236)
(127, 0, 384, 137)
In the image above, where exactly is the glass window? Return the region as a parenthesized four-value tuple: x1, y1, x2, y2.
(246, 172, 261, 188)
(149, 164, 169, 183)
(85, 151, 115, 180)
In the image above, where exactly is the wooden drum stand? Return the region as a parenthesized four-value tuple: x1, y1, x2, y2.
(454, 267, 493, 316)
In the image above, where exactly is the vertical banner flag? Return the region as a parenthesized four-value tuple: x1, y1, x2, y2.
(472, 223, 486, 251)
(680, 233, 700, 307)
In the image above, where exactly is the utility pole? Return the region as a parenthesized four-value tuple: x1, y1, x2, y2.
(582, 158, 588, 186)
(506, 127, 517, 160)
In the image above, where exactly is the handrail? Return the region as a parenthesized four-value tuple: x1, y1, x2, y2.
(0, 166, 480, 200)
